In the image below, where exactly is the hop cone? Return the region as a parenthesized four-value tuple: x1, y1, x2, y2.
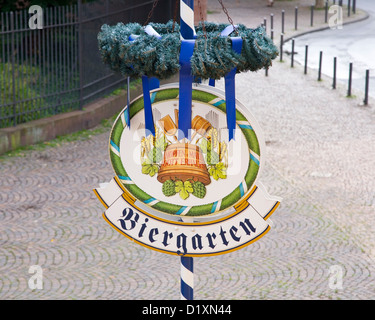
(162, 180, 176, 197)
(192, 181, 206, 199)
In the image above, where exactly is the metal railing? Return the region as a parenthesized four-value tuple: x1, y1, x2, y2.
(0, 0, 173, 128)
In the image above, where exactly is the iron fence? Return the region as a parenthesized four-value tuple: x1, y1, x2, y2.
(0, 0, 174, 128)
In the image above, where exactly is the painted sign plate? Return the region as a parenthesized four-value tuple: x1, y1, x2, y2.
(108, 84, 265, 219)
(94, 84, 281, 256)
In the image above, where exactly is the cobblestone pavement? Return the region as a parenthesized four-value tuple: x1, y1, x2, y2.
(1, 1, 374, 300)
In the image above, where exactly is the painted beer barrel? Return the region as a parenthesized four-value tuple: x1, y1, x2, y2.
(157, 143, 211, 185)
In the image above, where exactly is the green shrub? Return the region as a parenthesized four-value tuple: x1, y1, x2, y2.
(0, 62, 45, 127)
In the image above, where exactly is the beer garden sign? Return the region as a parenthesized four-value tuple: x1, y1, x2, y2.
(93, 0, 282, 299)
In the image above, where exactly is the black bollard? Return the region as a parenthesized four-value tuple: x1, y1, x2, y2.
(333, 57, 337, 89)
(281, 10, 285, 34)
(280, 34, 284, 62)
(348, 0, 351, 17)
(353, 0, 356, 14)
(325, 1, 328, 23)
(364, 70, 369, 105)
(304, 44, 308, 74)
(264, 18, 267, 32)
(311, 5, 314, 27)
(291, 39, 295, 68)
(347, 62, 353, 96)
(295, 7, 298, 30)
(318, 51, 323, 81)
(270, 13, 274, 30)
(271, 29, 274, 40)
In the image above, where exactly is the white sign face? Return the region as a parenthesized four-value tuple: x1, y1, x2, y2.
(94, 84, 281, 256)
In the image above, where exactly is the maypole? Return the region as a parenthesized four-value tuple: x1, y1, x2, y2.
(178, 0, 196, 141)
(179, 0, 196, 40)
(95, 0, 282, 303)
(179, 0, 195, 301)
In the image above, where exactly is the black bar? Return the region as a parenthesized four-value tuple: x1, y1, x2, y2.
(311, 5, 314, 27)
(263, 17, 267, 32)
(347, 62, 353, 96)
(14, 12, 20, 121)
(82, 77, 126, 101)
(62, 5, 67, 108)
(353, 0, 356, 14)
(364, 70, 369, 105)
(281, 10, 285, 34)
(325, 1, 328, 23)
(270, 13, 274, 30)
(54, 6, 59, 114)
(47, 7, 51, 99)
(295, 7, 298, 30)
(58, 6, 63, 112)
(19, 12, 25, 119)
(348, 0, 351, 17)
(291, 38, 295, 68)
(304, 44, 308, 74)
(318, 51, 323, 81)
(24, 10, 29, 114)
(280, 34, 284, 62)
(1, 12, 4, 117)
(271, 29, 274, 40)
(333, 57, 337, 89)
(78, 0, 83, 110)
(41, 12, 46, 113)
(10, 12, 16, 126)
(82, 73, 117, 90)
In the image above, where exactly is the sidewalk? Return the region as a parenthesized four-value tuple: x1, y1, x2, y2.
(0, 0, 374, 300)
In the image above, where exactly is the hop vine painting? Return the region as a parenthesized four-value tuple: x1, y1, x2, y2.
(140, 113, 228, 200)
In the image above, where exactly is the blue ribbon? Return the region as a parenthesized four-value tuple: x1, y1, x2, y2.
(125, 77, 130, 127)
(129, 26, 161, 136)
(224, 37, 242, 141)
(142, 75, 156, 136)
(178, 39, 195, 140)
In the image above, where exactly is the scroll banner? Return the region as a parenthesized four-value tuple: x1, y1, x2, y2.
(94, 177, 281, 257)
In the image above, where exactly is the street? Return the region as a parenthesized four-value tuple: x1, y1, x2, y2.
(288, 0, 375, 99)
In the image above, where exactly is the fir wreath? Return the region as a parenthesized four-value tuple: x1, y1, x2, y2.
(97, 20, 278, 80)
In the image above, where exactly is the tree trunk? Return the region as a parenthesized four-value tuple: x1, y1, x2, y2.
(315, 0, 325, 8)
(194, 0, 207, 25)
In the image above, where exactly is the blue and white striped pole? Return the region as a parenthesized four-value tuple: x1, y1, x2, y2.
(181, 256, 194, 300)
(180, 0, 195, 298)
(180, 0, 196, 40)
(178, 0, 196, 140)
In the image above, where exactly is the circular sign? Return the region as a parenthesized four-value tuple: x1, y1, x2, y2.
(108, 84, 265, 220)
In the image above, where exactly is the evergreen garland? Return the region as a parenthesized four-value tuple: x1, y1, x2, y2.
(97, 20, 278, 80)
